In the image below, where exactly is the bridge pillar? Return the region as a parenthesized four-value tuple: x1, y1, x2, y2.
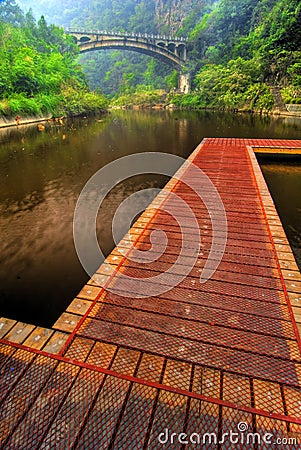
(179, 73, 191, 94)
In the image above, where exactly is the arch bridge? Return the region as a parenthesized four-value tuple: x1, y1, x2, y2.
(65, 28, 190, 93)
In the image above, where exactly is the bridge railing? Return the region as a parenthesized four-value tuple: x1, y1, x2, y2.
(65, 27, 187, 43)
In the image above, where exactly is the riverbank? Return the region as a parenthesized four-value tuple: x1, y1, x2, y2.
(110, 87, 301, 118)
(110, 103, 301, 118)
(0, 89, 109, 128)
(0, 114, 52, 129)
(2, 99, 301, 130)
(0, 90, 108, 129)
(271, 110, 301, 118)
(111, 84, 271, 113)
(0, 110, 108, 129)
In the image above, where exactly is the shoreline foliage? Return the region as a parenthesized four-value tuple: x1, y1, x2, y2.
(3, 0, 301, 113)
(0, 1, 108, 118)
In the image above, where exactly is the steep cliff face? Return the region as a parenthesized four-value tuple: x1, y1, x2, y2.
(154, 0, 215, 35)
(155, 0, 192, 34)
(19, 0, 214, 35)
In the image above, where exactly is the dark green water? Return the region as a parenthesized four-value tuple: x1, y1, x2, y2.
(0, 110, 300, 327)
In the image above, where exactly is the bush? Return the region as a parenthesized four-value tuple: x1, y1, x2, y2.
(244, 84, 274, 111)
(111, 88, 164, 107)
(7, 94, 40, 115)
(169, 93, 205, 109)
(35, 93, 60, 114)
(59, 80, 109, 116)
(0, 99, 10, 116)
(189, 58, 275, 111)
(281, 86, 301, 104)
(291, 98, 301, 104)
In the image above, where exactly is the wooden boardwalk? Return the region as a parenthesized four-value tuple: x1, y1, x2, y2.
(1, 138, 301, 448)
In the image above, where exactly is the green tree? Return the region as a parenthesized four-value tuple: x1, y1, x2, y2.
(0, 9, 107, 116)
(0, 0, 24, 26)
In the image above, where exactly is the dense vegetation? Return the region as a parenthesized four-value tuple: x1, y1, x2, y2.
(0, 0, 108, 118)
(2, 0, 301, 114)
(177, 0, 301, 110)
(18, 1, 216, 96)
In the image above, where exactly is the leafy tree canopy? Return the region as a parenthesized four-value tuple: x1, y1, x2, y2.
(0, 2, 107, 116)
(3, 0, 301, 109)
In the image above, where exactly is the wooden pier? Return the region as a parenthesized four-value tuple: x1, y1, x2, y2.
(1, 138, 301, 448)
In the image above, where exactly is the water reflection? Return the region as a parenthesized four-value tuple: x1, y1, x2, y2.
(259, 159, 301, 270)
(0, 110, 301, 326)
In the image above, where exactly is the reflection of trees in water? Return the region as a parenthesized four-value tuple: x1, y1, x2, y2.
(0, 115, 110, 154)
(0, 115, 111, 213)
(260, 161, 301, 271)
(107, 110, 299, 144)
(289, 216, 301, 269)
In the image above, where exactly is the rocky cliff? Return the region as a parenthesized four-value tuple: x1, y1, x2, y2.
(155, 0, 195, 34)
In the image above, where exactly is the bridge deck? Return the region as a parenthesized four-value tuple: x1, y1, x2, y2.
(1, 138, 301, 448)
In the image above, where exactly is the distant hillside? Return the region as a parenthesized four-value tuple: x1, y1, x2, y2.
(17, 0, 216, 94)
(18, 0, 215, 31)
(16, 0, 301, 109)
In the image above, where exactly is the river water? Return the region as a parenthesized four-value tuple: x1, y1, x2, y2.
(0, 110, 300, 327)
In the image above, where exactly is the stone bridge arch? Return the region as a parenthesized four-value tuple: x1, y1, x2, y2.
(65, 29, 190, 93)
